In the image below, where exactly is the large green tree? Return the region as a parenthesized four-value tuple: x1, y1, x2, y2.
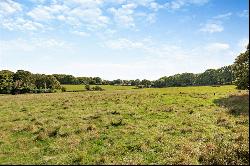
(0, 70, 14, 94)
(233, 44, 249, 89)
(141, 79, 151, 88)
(217, 65, 233, 85)
(13, 70, 35, 93)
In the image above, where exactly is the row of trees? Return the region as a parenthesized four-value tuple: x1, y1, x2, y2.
(0, 44, 248, 94)
(51, 74, 150, 87)
(153, 43, 249, 90)
(0, 65, 233, 94)
(0, 64, 244, 94)
(51, 65, 234, 88)
(153, 65, 234, 88)
(52, 74, 103, 85)
(51, 74, 153, 87)
(0, 70, 61, 94)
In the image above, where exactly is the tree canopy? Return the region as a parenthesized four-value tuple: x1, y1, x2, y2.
(232, 44, 249, 90)
(0, 70, 61, 94)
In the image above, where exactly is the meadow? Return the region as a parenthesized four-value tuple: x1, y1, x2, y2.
(62, 84, 136, 92)
(0, 85, 248, 165)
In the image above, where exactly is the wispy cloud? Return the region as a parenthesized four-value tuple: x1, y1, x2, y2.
(199, 12, 232, 34)
(103, 38, 145, 50)
(205, 42, 230, 52)
(1, 38, 72, 51)
(165, 0, 209, 10)
(27, 4, 69, 21)
(71, 31, 90, 37)
(1, 18, 45, 31)
(213, 12, 232, 19)
(200, 22, 224, 33)
(108, 3, 137, 28)
(0, 0, 212, 33)
(0, 0, 22, 16)
(238, 9, 249, 18)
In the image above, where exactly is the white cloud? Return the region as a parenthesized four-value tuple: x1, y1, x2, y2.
(189, 0, 210, 5)
(149, 2, 164, 11)
(1, 0, 211, 33)
(205, 42, 230, 52)
(165, 0, 209, 10)
(145, 13, 156, 23)
(68, 7, 109, 29)
(108, 3, 137, 28)
(1, 18, 44, 31)
(0, 0, 22, 16)
(103, 37, 189, 61)
(33, 38, 69, 48)
(27, 4, 64, 21)
(72, 39, 233, 80)
(104, 38, 145, 49)
(27, 1, 109, 30)
(200, 22, 224, 33)
(199, 12, 233, 34)
(1, 35, 236, 80)
(238, 10, 249, 18)
(71, 31, 89, 37)
(68, 0, 104, 8)
(1, 38, 71, 52)
(166, 0, 185, 9)
(1, 39, 35, 52)
(28, 0, 49, 4)
(108, 1, 163, 28)
(213, 12, 232, 19)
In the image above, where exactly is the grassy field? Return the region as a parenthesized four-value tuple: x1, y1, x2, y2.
(0, 85, 249, 164)
(62, 84, 136, 92)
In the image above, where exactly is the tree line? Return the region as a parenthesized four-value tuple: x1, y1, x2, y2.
(0, 44, 248, 94)
(154, 44, 249, 89)
(47, 65, 234, 88)
(0, 70, 61, 94)
(52, 74, 149, 87)
(153, 65, 234, 88)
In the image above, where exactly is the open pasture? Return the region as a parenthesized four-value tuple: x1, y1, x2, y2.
(0, 85, 248, 164)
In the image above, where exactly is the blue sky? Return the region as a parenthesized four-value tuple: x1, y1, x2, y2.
(0, 0, 249, 80)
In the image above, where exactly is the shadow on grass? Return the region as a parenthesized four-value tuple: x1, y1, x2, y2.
(213, 93, 249, 116)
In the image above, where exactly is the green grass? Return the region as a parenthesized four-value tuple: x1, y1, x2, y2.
(62, 84, 136, 91)
(0, 85, 249, 164)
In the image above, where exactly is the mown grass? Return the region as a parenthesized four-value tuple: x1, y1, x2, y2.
(0, 85, 248, 164)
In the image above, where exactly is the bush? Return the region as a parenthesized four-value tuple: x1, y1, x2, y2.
(85, 84, 91, 91)
(61, 86, 67, 92)
(45, 89, 54, 93)
(85, 85, 104, 91)
(31, 89, 55, 93)
(92, 86, 104, 91)
(136, 85, 144, 89)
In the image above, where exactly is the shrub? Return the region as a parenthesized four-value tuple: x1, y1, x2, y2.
(85, 84, 91, 91)
(85, 85, 104, 91)
(136, 85, 144, 89)
(61, 86, 67, 92)
(92, 86, 104, 91)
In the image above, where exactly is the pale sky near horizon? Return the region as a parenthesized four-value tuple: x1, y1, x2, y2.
(0, 0, 249, 80)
